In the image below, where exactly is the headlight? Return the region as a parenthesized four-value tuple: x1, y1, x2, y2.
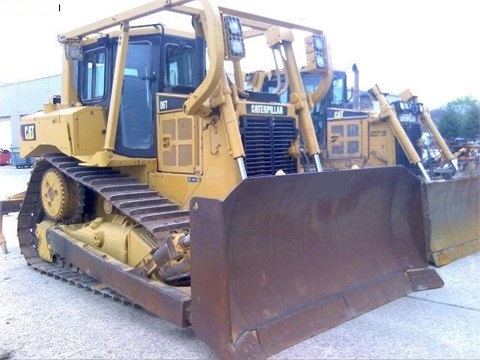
(223, 15, 245, 60)
(65, 41, 83, 61)
(227, 18, 242, 36)
(229, 38, 245, 55)
(411, 103, 424, 115)
(312, 34, 325, 52)
(305, 33, 328, 71)
(315, 53, 325, 68)
(393, 101, 411, 114)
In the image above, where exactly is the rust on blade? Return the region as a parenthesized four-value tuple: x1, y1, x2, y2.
(190, 166, 443, 359)
(424, 175, 480, 266)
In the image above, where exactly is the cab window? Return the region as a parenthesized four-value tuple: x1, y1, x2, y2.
(165, 44, 195, 88)
(81, 48, 106, 101)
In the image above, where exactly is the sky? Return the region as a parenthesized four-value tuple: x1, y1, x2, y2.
(0, 0, 478, 109)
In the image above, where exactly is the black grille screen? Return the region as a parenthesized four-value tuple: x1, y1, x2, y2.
(240, 116, 298, 176)
(396, 122, 423, 175)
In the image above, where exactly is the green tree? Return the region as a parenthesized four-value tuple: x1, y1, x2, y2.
(435, 97, 480, 141)
(462, 100, 480, 139)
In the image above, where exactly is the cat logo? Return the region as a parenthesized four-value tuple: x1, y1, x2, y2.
(21, 124, 36, 141)
(333, 110, 344, 119)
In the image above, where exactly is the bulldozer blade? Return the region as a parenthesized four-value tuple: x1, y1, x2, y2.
(189, 166, 443, 359)
(424, 175, 480, 267)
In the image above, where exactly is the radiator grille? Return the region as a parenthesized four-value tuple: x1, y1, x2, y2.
(396, 122, 423, 176)
(240, 116, 298, 176)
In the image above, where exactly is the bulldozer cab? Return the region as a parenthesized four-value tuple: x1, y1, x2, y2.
(78, 32, 203, 159)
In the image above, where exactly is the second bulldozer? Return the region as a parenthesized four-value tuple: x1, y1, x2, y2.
(262, 68, 479, 267)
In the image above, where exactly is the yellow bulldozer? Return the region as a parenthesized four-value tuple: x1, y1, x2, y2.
(16, 1, 444, 358)
(261, 67, 480, 267)
(366, 86, 479, 266)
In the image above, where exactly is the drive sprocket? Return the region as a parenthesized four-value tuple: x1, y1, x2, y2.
(40, 167, 84, 222)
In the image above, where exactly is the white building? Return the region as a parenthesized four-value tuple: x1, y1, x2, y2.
(0, 75, 61, 150)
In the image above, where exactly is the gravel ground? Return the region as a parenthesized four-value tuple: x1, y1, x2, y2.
(1, 164, 479, 359)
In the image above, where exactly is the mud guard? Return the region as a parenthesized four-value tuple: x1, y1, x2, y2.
(190, 166, 443, 359)
(424, 175, 480, 266)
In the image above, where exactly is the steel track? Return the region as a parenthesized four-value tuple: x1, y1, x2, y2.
(17, 153, 191, 307)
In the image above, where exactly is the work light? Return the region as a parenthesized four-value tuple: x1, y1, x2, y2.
(223, 15, 245, 60)
(64, 40, 83, 61)
(305, 34, 328, 71)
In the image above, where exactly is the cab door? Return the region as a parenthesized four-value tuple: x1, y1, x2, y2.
(115, 37, 160, 158)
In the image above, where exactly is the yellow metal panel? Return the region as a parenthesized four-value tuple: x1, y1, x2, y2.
(73, 108, 106, 154)
(163, 144, 177, 167)
(20, 114, 72, 157)
(150, 111, 242, 207)
(178, 144, 193, 167)
(178, 118, 193, 140)
(158, 112, 196, 174)
(149, 172, 201, 209)
(367, 121, 396, 167)
(19, 106, 106, 158)
(327, 119, 362, 159)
